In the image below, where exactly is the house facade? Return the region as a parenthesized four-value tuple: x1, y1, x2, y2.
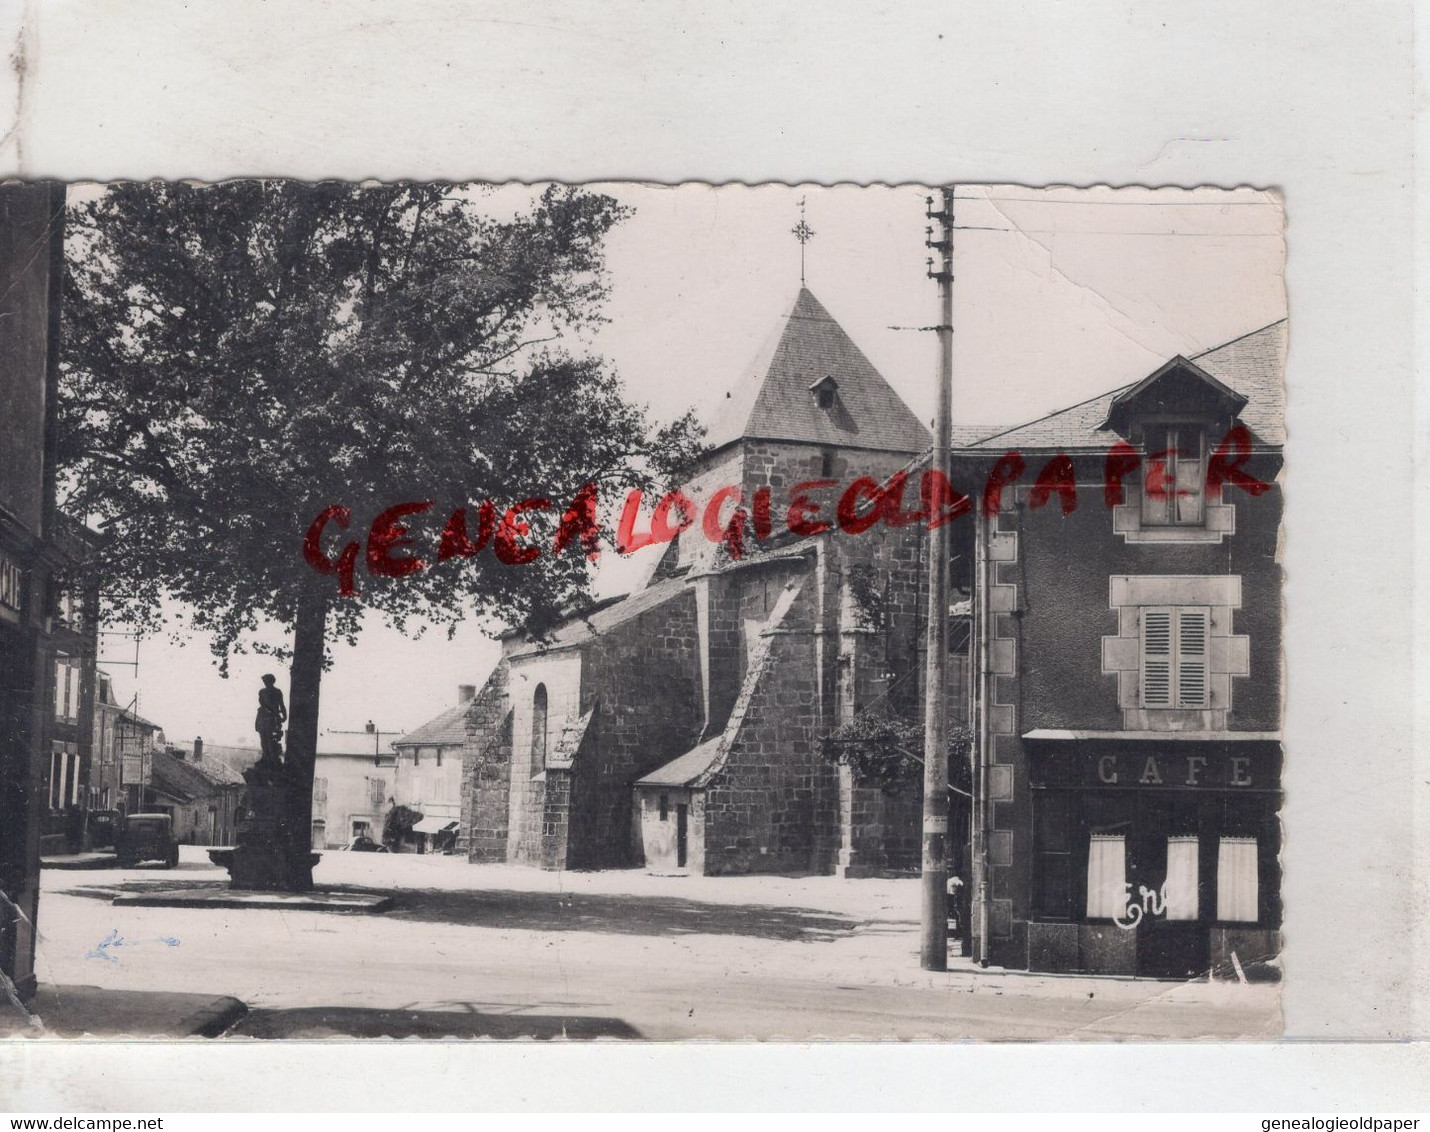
(91, 682, 166, 817)
(390, 686, 471, 850)
(311, 747, 394, 849)
(41, 517, 99, 854)
(459, 287, 968, 877)
(0, 181, 72, 1000)
(953, 321, 1285, 978)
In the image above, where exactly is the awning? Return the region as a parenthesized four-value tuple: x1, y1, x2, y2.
(411, 817, 459, 835)
(1022, 729, 1281, 742)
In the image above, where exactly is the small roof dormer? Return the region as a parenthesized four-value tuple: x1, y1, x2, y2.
(1099, 355, 1248, 437)
(808, 374, 839, 409)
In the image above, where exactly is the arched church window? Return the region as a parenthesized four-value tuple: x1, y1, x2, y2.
(531, 683, 549, 770)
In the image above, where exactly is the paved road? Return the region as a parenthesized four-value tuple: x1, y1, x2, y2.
(29, 848, 1280, 1040)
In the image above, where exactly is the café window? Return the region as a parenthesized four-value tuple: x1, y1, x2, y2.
(1141, 424, 1205, 526)
(1085, 834, 1127, 919)
(1164, 835, 1200, 921)
(1140, 607, 1209, 710)
(1216, 836, 1260, 922)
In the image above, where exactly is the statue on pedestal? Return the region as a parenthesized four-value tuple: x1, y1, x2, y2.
(213, 672, 317, 890)
(255, 673, 287, 767)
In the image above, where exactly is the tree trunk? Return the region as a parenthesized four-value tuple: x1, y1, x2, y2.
(281, 588, 328, 891)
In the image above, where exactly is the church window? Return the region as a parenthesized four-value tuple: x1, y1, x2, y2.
(532, 683, 549, 771)
(820, 449, 835, 478)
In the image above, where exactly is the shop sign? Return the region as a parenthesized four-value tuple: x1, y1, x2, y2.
(0, 554, 22, 612)
(1092, 751, 1256, 789)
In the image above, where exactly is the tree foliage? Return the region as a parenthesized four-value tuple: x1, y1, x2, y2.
(820, 713, 974, 795)
(58, 181, 705, 667)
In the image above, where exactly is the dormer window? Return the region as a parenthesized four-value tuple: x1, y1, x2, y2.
(1141, 424, 1206, 526)
(809, 374, 839, 410)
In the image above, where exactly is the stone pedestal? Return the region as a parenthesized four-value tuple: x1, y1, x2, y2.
(220, 763, 319, 892)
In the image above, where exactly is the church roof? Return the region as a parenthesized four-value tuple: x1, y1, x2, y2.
(704, 287, 931, 455)
(504, 574, 692, 659)
(635, 737, 723, 788)
(957, 319, 1287, 452)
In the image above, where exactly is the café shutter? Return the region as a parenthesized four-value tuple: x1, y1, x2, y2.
(1141, 609, 1173, 707)
(1177, 608, 1209, 708)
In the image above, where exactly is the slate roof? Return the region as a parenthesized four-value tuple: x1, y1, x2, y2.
(704, 287, 931, 455)
(635, 737, 723, 788)
(505, 573, 692, 659)
(187, 743, 262, 776)
(394, 701, 472, 749)
(98, 701, 164, 732)
(958, 319, 1287, 452)
(149, 749, 245, 802)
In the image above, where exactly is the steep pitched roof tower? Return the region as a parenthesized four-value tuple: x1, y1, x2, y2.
(704, 287, 931, 457)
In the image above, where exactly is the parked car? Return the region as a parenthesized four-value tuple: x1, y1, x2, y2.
(87, 809, 122, 850)
(344, 834, 387, 852)
(116, 812, 179, 868)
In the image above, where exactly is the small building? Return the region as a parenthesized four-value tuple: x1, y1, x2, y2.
(310, 736, 396, 849)
(195, 734, 399, 850)
(41, 518, 100, 854)
(390, 686, 470, 851)
(143, 741, 246, 846)
(92, 688, 166, 816)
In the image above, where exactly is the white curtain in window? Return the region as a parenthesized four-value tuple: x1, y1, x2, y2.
(1086, 834, 1127, 919)
(1164, 836, 1200, 920)
(1217, 836, 1260, 922)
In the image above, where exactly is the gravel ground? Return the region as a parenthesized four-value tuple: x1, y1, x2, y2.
(28, 846, 1281, 1040)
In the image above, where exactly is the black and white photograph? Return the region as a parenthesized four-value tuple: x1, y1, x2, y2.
(0, 0, 1420, 1116)
(0, 180, 1287, 1041)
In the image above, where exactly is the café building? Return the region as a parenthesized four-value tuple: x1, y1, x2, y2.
(952, 320, 1285, 978)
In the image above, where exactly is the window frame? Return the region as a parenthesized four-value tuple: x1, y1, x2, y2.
(1140, 423, 1207, 527)
(1139, 606, 1211, 710)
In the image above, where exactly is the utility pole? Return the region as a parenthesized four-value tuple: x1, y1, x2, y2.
(920, 186, 955, 971)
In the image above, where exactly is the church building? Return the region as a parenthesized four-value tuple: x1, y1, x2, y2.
(456, 288, 967, 876)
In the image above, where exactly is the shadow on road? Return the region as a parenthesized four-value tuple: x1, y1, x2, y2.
(52, 880, 863, 941)
(226, 1005, 641, 1040)
(366, 886, 860, 940)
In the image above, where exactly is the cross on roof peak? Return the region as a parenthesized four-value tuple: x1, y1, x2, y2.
(791, 196, 815, 286)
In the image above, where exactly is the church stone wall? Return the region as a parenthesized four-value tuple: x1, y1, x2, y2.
(460, 660, 513, 863)
(703, 580, 840, 875)
(506, 651, 583, 864)
(576, 588, 702, 868)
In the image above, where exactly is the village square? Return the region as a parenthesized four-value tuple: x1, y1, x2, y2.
(0, 180, 1287, 1041)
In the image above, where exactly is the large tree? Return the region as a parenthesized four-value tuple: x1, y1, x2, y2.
(58, 180, 702, 888)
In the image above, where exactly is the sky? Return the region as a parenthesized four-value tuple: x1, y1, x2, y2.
(95, 183, 1286, 751)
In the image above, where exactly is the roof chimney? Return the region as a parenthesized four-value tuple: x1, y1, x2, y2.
(458, 684, 476, 705)
(193, 736, 204, 762)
